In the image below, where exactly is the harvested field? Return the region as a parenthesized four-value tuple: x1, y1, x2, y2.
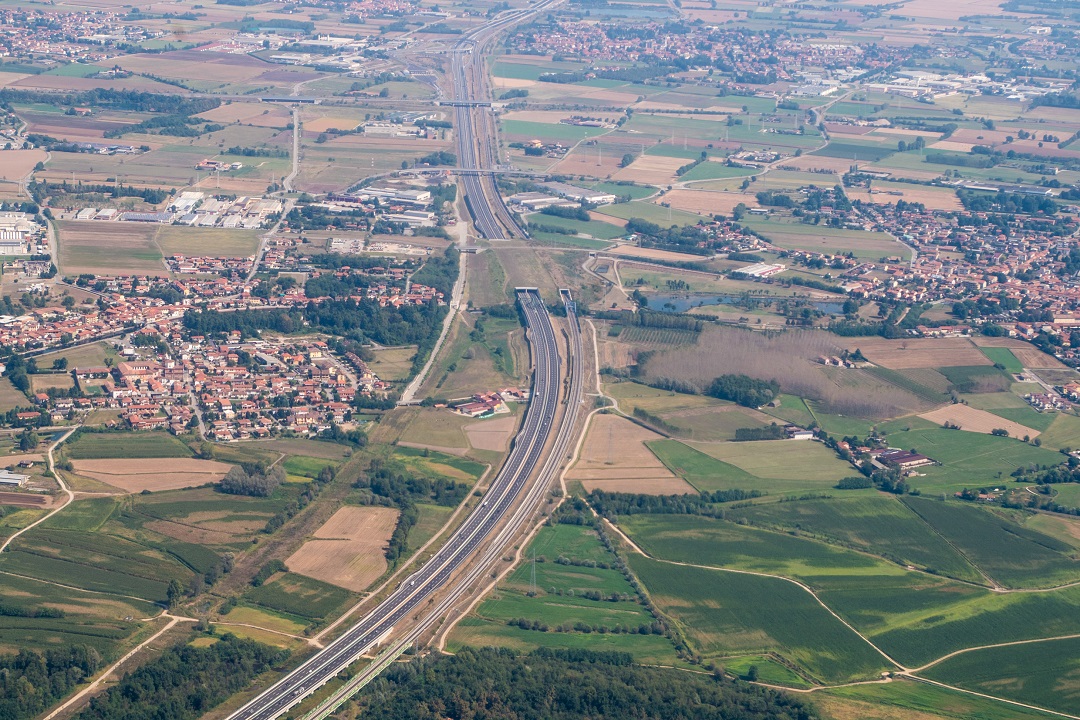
(551, 147, 624, 178)
(892, 0, 1004, 20)
(843, 337, 992, 370)
(612, 155, 686, 185)
(305, 116, 361, 133)
(0, 150, 47, 181)
(781, 155, 854, 173)
(567, 414, 696, 495)
(919, 404, 1040, 439)
(71, 458, 231, 492)
(660, 189, 751, 215)
(463, 414, 517, 452)
(644, 326, 935, 418)
(196, 102, 291, 127)
(846, 183, 961, 211)
(57, 221, 161, 274)
(971, 337, 1066, 369)
(929, 141, 975, 153)
(286, 506, 399, 592)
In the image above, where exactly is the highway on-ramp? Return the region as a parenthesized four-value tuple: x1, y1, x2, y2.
(225, 289, 572, 720)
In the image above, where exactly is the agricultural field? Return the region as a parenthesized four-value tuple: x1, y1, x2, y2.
(738, 217, 908, 260)
(872, 426, 1061, 493)
(132, 485, 301, 551)
(243, 572, 354, 624)
(57, 221, 164, 274)
(367, 346, 417, 382)
(447, 522, 683, 666)
(0, 572, 153, 656)
(725, 496, 986, 584)
(155, 226, 260, 258)
(922, 637, 1080, 716)
(651, 438, 852, 494)
(814, 680, 1063, 720)
(566, 414, 695, 495)
(286, 506, 398, 592)
(628, 555, 889, 684)
(71, 458, 230, 493)
(900, 497, 1080, 589)
(918, 404, 1039, 439)
(64, 431, 193, 460)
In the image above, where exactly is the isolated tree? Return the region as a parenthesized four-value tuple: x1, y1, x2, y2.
(166, 579, 184, 607)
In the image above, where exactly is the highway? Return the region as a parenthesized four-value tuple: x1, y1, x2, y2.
(225, 289, 572, 720)
(451, 0, 564, 239)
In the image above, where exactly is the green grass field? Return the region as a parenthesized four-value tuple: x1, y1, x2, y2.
(281, 455, 337, 479)
(678, 162, 757, 183)
(878, 427, 1061, 493)
(589, 182, 656, 200)
(817, 678, 1063, 720)
(244, 572, 353, 622)
(622, 514, 898, 581)
(594, 200, 705, 226)
(922, 637, 1080, 715)
(629, 555, 891, 683)
(728, 496, 984, 584)
(525, 213, 626, 240)
(901, 497, 1080, 589)
(980, 347, 1024, 373)
(647, 437, 851, 494)
(739, 217, 908, 261)
(450, 523, 682, 664)
(66, 432, 193, 460)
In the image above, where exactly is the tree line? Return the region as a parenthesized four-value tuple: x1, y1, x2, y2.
(355, 646, 816, 720)
(73, 635, 285, 720)
(588, 489, 765, 518)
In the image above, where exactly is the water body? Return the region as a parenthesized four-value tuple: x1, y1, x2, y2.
(649, 293, 846, 315)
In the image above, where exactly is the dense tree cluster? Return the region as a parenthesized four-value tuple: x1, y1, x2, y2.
(0, 646, 101, 720)
(73, 635, 285, 720)
(705, 374, 780, 408)
(958, 190, 1058, 215)
(356, 647, 816, 720)
(219, 465, 285, 497)
(734, 424, 787, 441)
(624, 218, 712, 255)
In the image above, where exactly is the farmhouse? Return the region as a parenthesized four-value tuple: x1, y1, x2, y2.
(877, 449, 934, 470)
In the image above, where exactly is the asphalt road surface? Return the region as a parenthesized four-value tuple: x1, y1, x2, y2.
(225, 289, 563, 720)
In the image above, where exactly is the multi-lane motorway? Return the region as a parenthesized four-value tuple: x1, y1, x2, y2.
(451, 0, 564, 239)
(225, 289, 574, 720)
